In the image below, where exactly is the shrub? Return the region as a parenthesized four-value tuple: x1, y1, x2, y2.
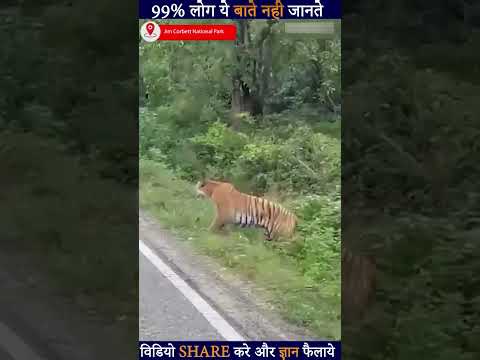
(295, 195, 341, 285)
(190, 121, 248, 174)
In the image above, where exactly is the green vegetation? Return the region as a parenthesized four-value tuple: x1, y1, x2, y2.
(1, 2, 137, 347)
(1, 131, 138, 336)
(342, 4, 480, 358)
(140, 20, 341, 338)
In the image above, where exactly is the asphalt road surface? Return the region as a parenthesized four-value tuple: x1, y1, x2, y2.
(140, 252, 225, 340)
(0, 252, 134, 360)
(0, 345, 14, 360)
(0, 322, 47, 360)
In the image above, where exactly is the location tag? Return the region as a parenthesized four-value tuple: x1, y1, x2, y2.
(146, 23, 154, 35)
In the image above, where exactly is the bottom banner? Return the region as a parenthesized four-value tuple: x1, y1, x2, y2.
(139, 341, 341, 360)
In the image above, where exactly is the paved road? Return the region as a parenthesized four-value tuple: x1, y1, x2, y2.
(0, 346, 15, 360)
(0, 322, 47, 360)
(0, 346, 14, 360)
(140, 252, 224, 340)
(0, 251, 134, 360)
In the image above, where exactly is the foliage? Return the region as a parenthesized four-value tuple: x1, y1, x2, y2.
(191, 121, 249, 174)
(0, 131, 138, 342)
(139, 20, 341, 338)
(1, 2, 138, 350)
(341, 16, 480, 357)
(295, 194, 341, 289)
(1, 3, 137, 184)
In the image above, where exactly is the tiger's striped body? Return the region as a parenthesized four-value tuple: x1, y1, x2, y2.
(196, 180, 297, 240)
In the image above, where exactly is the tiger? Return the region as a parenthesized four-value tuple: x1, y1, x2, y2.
(195, 179, 297, 241)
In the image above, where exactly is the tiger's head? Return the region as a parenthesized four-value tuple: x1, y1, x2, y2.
(196, 179, 213, 198)
(195, 179, 225, 198)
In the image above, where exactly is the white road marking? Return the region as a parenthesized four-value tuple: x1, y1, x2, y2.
(139, 240, 245, 341)
(0, 322, 46, 360)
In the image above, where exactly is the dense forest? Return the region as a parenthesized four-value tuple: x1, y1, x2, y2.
(1, 2, 138, 350)
(342, 1, 480, 359)
(139, 19, 342, 338)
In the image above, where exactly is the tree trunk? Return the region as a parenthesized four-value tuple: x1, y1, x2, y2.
(139, 72, 147, 106)
(231, 20, 246, 123)
(230, 20, 279, 120)
(230, 20, 263, 123)
(256, 20, 276, 115)
(259, 32, 273, 114)
(342, 247, 376, 324)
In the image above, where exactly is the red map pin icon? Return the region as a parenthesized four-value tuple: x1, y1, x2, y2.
(146, 23, 154, 35)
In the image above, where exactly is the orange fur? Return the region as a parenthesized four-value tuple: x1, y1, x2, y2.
(196, 179, 297, 240)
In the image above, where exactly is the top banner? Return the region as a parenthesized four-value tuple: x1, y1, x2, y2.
(139, 0, 341, 20)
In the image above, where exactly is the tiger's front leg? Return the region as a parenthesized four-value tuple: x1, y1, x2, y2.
(208, 208, 225, 232)
(264, 229, 273, 241)
(209, 217, 225, 232)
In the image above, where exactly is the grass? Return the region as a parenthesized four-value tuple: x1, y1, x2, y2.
(0, 131, 137, 340)
(140, 159, 341, 339)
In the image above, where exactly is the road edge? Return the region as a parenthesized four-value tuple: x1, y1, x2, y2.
(140, 209, 319, 341)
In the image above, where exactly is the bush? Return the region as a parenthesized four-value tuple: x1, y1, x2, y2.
(295, 195, 341, 286)
(190, 121, 249, 172)
(139, 109, 341, 195)
(139, 107, 175, 158)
